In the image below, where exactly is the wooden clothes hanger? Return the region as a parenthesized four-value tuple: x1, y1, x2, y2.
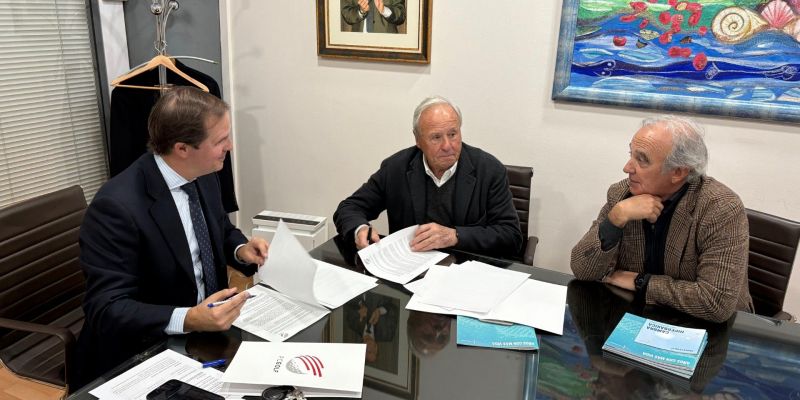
(110, 54, 210, 92)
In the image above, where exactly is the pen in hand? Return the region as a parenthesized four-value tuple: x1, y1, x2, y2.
(207, 293, 256, 308)
(367, 226, 374, 245)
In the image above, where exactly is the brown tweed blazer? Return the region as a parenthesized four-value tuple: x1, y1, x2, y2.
(571, 176, 753, 322)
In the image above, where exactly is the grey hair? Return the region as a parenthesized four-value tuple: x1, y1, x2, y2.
(642, 115, 708, 182)
(412, 95, 462, 136)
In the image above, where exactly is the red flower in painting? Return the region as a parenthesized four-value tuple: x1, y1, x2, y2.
(620, 14, 638, 22)
(659, 31, 673, 44)
(613, 36, 628, 46)
(668, 46, 692, 57)
(640, 18, 650, 29)
(659, 11, 671, 24)
(688, 12, 701, 26)
(693, 53, 708, 70)
(698, 26, 708, 35)
(630, 1, 648, 12)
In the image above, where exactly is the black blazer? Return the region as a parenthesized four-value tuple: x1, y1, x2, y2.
(333, 143, 522, 257)
(74, 153, 253, 386)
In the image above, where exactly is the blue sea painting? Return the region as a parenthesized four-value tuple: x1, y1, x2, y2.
(554, 0, 800, 121)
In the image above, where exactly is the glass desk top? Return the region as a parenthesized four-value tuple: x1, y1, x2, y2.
(69, 236, 800, 399)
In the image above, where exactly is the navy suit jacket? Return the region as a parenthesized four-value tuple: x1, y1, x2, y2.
(74, 153, 253, 386)
(333, 143, 522, 257)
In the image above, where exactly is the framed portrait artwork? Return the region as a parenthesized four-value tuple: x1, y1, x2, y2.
(326, 285, 419, 399)
(316, 0, 433, 63)
(553, 0, 800, 123)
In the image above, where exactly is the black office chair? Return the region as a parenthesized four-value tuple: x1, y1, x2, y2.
(746, 208, 800, 321)
(505, 165, 538, 266)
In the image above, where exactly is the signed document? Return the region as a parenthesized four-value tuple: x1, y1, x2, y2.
(357, 225, 447, 284)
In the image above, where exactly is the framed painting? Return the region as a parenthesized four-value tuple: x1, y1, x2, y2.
(316, 0, 432, 63)
(553, 0, 800, 123)
(326, 285, 419, 399)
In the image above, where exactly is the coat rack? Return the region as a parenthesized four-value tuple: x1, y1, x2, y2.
(151, 0, 179, 93)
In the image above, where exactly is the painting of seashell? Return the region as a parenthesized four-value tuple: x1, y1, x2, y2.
(783, 19, 800, 40)
(761, 0, 796, 29)
(712, 7, 769, 44)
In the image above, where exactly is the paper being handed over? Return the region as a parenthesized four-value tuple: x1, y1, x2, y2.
(357, 225, 448, 284)
(234, 221, 377, 342)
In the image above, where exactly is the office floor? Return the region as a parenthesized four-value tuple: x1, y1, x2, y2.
(0, 363, 65, 400)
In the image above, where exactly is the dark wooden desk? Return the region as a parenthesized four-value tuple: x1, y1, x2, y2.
(69, 236, 800, 399)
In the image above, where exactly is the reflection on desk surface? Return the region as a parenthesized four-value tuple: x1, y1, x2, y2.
(537, 280, 800, 399)
(70, 236, 800, 400)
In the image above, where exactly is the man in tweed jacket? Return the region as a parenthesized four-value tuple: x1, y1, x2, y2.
(571, 116, 753, 323)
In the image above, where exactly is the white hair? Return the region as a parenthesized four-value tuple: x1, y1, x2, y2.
(642, 115, 708, 182)
(412, 95, 462, 136)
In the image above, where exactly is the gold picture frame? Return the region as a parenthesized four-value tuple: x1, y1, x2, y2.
(316, 0, 432, 64)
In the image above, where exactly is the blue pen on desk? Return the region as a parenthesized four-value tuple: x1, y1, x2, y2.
(207, 294, 256, 308)
(201, 358, 227, 368)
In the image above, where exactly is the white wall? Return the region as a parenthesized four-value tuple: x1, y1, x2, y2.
(222, 1, 800, 317)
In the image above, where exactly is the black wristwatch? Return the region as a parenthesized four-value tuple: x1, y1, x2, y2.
(634, 273, 649, 293)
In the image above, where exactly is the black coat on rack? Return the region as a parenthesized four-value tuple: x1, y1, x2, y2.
(108, 60, 238, 213)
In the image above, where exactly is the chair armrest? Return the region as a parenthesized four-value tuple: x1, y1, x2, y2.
(523, 236, 539, 266)
(0, 317, 76, 384)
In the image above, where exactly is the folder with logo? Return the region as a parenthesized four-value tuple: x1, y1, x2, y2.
(221, 342, 366, 398)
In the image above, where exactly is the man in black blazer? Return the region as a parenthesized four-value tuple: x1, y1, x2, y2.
(74, 87, 269, 387)
(333, 96, 522, 258)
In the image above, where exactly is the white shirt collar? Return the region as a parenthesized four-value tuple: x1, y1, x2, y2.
(422, 156, 458, 188)
(154, 154, 190, 190)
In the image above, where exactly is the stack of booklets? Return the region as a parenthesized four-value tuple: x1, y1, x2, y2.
(456, 316, 538, 350)
(602, 313, 708, 379)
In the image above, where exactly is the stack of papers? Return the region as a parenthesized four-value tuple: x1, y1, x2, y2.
(221, 342, 366, 398)
(405, 261, 568, 335)
(602, 313, 708, 379)
(89, 350, 223, 400)
(235, 221, 377, 342)
(357, 225, 448, 284)
(456, 316, 538, 350)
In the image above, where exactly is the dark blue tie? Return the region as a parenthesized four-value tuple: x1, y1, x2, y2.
(366, 1, 374, 32)
(181, 182, 218, 296)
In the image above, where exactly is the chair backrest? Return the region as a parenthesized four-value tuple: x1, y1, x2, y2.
(746, 208, 800, 317)
(505, 164, 533, 242)
(0, 185, 87, 385)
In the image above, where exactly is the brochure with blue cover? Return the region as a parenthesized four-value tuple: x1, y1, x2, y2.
(456, 316, 538, 350)
(602, 313, 707, 378)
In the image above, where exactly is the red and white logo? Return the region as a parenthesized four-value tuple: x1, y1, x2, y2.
(286, 355, 325, 377)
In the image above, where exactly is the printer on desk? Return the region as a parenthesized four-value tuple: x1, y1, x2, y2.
(251, 210, 328, 251)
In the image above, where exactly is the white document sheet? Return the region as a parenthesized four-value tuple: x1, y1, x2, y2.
(259, 221, 319, 305)
(407, 277, 568, 335)
(89, 349, 222, 400)
(221, 342, 366, 398)
(234, 284, 329, 342)
(414, 262, 530, 313)
(313, 259, 378, 309)
(242, 221, 377, 341)
(357, 225, 448, 284)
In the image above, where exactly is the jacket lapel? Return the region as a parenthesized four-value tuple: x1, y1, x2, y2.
(407, 152, 427, 224)
(453, 149, 476, 225)
(664, 180, 699, 275)
(142, 154, 196, 283)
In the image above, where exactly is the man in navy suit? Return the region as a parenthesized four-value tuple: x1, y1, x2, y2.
(333, 96, 522, 258)
(74, 87, 268, 387)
